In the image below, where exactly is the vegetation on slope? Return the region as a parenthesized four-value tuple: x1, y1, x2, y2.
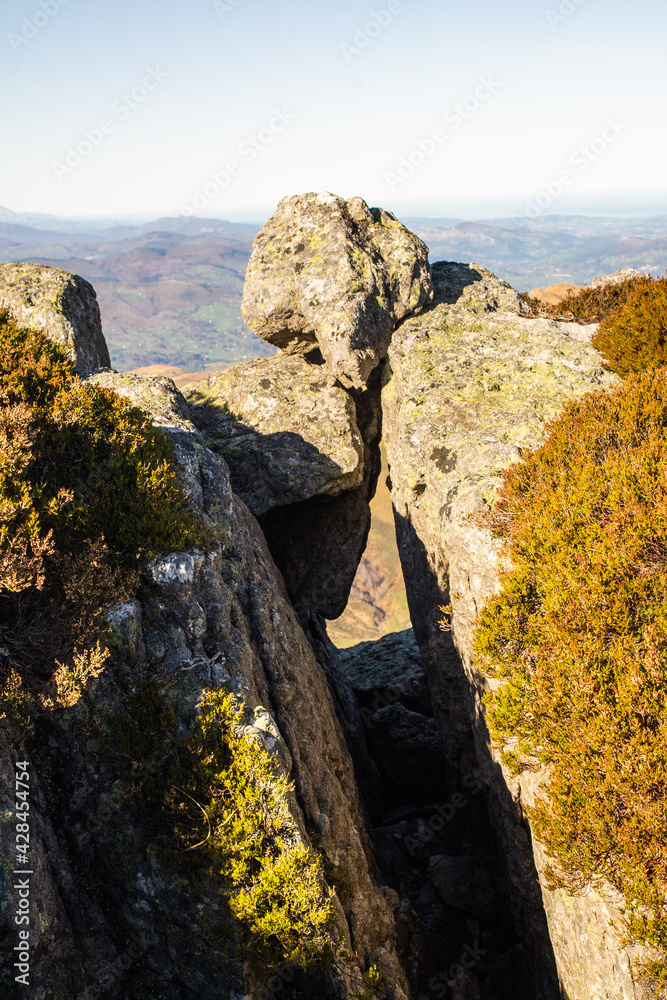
(0, 310, 336, 973)
(520, 272, 653, 323)
(473, 368, 667, 978)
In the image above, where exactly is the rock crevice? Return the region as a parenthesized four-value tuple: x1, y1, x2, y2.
(0, 199, 660, 1000)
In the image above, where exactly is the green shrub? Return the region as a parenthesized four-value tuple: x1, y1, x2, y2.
(592, 276, 667, 375)
(170, 689, 337, 970)
(474, 368, 667, 978)
(100, 675, 337, 971)
(0, 309, 205, 726)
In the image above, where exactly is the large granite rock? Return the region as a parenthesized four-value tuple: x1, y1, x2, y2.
(382, 260, 663, 997)
(241, 192, 433, 388)
(0, 263, 110, 371)
(183, 354, 364, 515)
(339, 629, 430, 716)
(0, 369, 411, 1000)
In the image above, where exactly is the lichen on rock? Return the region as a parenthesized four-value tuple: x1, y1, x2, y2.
(241, 192, 433, 388)
(0, 262, 110, 371)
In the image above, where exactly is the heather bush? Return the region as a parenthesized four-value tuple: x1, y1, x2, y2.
(474, 368, 667, 978)
(520, 273, 652, 323)
(0, 310, 203, 730)
(592, 276, 667, 375)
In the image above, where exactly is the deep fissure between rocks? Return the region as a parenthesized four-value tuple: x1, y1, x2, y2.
(256, 367, 554, 1000)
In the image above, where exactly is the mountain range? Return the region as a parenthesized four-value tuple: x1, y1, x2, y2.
(1, 204, 666, 372)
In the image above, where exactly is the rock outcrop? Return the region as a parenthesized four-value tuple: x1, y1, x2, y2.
(0, 262, 110, 371)
(241, 193, 433, 388)
(183, 354, 364, 515)
(0, 298, 412, 999)
(381, 259, 661, 997)
(1, 198, 661, 1000)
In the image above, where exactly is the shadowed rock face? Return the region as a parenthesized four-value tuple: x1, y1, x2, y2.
(241, 192, 433, 388)
(382, 260, 664, 998)
(0, 262, 110, 371)
(0, 366, 411, 1000)
(183, 354, 364, 515)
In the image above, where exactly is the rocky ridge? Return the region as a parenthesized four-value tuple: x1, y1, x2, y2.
(0, 257, 413, 999)
(0, 194, 662, 1000)
(381, 260, 661, 998)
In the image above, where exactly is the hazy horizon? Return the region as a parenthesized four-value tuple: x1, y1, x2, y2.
(2, 200, 667, 230)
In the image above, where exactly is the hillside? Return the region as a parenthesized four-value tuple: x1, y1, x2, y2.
(1, 208, 666, 374)
(0, 213, 271, 372)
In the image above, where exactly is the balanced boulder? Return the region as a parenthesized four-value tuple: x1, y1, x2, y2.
(241, 192, 433, 388)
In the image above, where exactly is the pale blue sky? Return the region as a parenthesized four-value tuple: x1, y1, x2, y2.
(1, 0, 665, 221)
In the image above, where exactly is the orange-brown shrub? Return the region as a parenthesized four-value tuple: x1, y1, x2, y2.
(0, 310, 204, 731)
(474, 368, 667, 979)
(591, 276, 667, 375)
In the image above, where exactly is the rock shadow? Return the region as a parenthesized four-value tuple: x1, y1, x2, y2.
(431, 261, 484, 304)
(386, 508, 563, 1000)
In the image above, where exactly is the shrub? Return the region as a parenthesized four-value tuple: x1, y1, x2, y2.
(520, 273, 652, 323)
(592, 276, 667, 375)
(101, 677, 337, 971)
(0, 310, 204, 729)
(170, 689, 337, 970)
(473, 369, 667, 978)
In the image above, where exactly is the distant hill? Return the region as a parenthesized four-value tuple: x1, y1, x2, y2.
(1, 207, 666, 372)
(404, 214, 667, 288)
(0, 212, 269, 371)
(328, 446, 411, 649)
